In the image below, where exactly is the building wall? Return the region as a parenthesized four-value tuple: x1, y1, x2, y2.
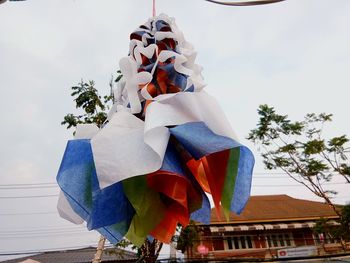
(186, 220, 348, 260)
(292, 230, 316, 246)
(195, 228, 319, 259)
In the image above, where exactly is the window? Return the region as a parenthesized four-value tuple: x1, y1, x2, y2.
(285, 233, 292, 246)
(227, 237, 233, 249)
(240, 236, 247, 249)
(247, 236, 253, 248)
(233, 237, 239, 248)
(271, 235, 278, 247)
(278, 234, 285, 246)
(225, 235, 254, 250)
(266, 233, 293, 248)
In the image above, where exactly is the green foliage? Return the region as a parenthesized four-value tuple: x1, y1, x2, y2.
(313, 218, 340, 243)
(339, 204, 350, 241)
(106, 239, 139, 259)
(71, 80, 105, 114)
(61, 80, 113, 130)
(138, 239, 163, 263)
(314, 205, 350, 242)
(313, 217, 329, 235)
(176, 221, 200, 253)
(112, 238, 164, 262)
(113, 238, 139, 253)
(248, 105, 350, 213)
(61, 70, 123, 132)
(61, 73, 169, 263)
(115, 70, 123, 83)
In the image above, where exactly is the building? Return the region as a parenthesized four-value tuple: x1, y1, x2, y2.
(187, 195, 347, 260)
(2, 247, 138, 263)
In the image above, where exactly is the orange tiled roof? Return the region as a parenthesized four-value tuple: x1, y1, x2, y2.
(211, 195, 339, 224)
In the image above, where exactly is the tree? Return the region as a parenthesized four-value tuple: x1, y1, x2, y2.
(61, 78, 163, 263)
(61, 79, 113, 131)
(137, 239, 163, 263)
(337, 204, 350, 242)
(107, 238, 163, 263)
(313, 218, 337, 244)
(247, 105, 350, 216)
(313, 204, 350, 249)
(176, 221, 200, 255)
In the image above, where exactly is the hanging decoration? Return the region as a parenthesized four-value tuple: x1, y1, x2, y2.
(0, 0, 26, 4)
(56, 14, 254, 247)
(0, 0, 285, 6)
(204, 0, 286, 6)
(1, 0, 287, 6)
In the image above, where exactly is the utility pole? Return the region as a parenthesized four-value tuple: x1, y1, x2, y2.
(169, 242, 177, 262)
(92, 235, 106, 263)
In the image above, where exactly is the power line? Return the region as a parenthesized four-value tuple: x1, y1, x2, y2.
(0, 172, 288, 187)
(0, 172, 316, 189)
(0, 231, 87, 235)
(0, 185, 58, 190)
(0, 182, 57, 187)
(0, 180, 346, 191)
(252, 183, 348, 187)
(0, 226, 86, 233)
(0, 171, 341, 183)
(0, 182, 348, 199)
(1, 231, 95, 239)
(0, 211, 57, 216)
(0, 226, 96, 238)
(0, 194, 58, 199)
(0, 244, 115, 256)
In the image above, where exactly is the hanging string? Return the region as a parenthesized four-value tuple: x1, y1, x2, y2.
(153, 0, 156, 17)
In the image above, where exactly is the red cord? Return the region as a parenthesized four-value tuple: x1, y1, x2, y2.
(153, 0, 156, 17)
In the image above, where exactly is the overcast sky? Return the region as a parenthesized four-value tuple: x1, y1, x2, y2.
(0, 0, 350, 260)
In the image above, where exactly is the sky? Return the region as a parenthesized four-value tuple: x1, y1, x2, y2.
(0, 0, 350, 260)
